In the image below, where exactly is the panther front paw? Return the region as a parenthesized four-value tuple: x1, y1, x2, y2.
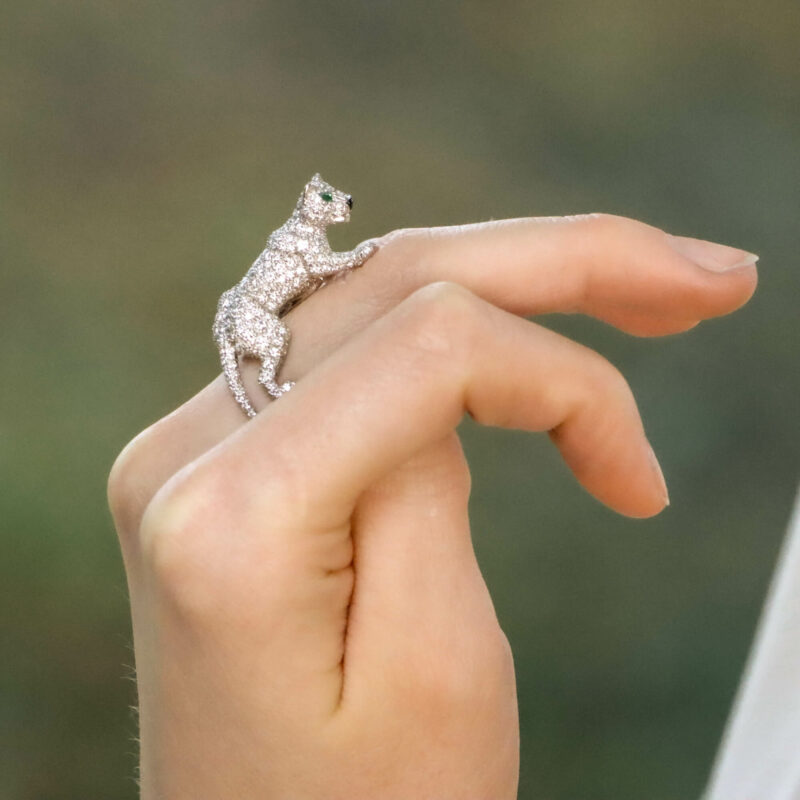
(355, 239, 379, 264)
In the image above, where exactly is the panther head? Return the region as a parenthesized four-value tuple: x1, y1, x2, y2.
(296, 173, 353, 225)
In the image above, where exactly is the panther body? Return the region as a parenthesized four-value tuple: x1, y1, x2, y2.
(213, 173, 379, 417)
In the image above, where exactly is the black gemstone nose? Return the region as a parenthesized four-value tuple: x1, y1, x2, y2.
(346, 195, 353, 209)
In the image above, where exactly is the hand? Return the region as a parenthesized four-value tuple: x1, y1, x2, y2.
(108, 214, 757, 799)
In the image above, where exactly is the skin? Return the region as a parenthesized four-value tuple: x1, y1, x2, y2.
(107, 212, 758, 799)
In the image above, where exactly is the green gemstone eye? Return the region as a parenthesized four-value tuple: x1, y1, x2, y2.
(320, 192, 333, 202)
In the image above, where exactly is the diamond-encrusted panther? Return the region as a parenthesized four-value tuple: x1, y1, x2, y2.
(213, 173, 380, 418)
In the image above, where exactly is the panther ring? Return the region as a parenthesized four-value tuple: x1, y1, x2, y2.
(212, 173, 380, 418)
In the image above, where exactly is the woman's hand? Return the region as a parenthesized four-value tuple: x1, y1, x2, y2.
(107, 213, 757, 799)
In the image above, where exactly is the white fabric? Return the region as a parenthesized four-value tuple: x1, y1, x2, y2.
(703, 487, 800, 799)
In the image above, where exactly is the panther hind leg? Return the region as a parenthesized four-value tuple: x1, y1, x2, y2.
(255, 317, 294, 399)
(217, 333, 257, 418)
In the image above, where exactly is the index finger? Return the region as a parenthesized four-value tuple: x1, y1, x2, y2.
(109, 213, 757, 533)
(377, 214, 757, 336)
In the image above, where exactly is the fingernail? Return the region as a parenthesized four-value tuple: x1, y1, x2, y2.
(647, 443, 670, 507)
(666, 233, 759, 273)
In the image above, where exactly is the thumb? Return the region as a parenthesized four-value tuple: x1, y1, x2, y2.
(340, 432, 512, 710)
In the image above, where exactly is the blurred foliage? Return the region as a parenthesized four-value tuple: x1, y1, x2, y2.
(2, 1, 799, 797)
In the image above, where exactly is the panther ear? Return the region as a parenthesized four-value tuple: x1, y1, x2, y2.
(304, 173, 323, 196)
(303, 175, 319, 200)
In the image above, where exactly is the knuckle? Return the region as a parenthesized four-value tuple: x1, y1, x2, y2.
(374, 432, 472, 506)
(580, 351, 638, 428)
(467, 625, 516, 692)
(403, 624, 514, 713)
(136, 452, 317, 618)
(376, 226, 430, 255)
(107, 427, 159, 543)
(138, 476, 235, 619)
(598, 357, 635, 407)
(106, 444, 135, 528)
(566, 214, 655, 307)
(408, 279, 474, 313)
(405, 663, 474, 712)
(580, 213, 651, 263)
(375, 227, 448, 293)
(137, 464, 226, 586)
(249, 440, 323, 529)
(138, 468, 208, 553)
(372, 227, 428, 277)
(401, 281, 480, 365)
(582, 211, 632, 238)
(490, 628, 517, 685)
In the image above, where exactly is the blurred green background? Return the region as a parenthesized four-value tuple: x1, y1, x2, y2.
(2, 1, 799, 797)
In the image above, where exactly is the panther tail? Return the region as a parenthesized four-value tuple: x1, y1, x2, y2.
(216, 332, 257, 418)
